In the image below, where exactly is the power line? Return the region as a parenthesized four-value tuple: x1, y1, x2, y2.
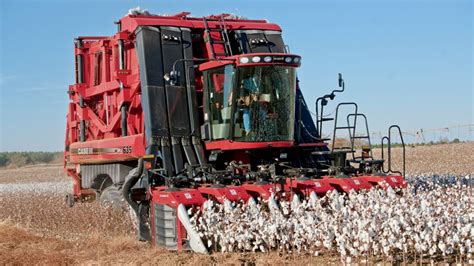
(370, 124, 474, 144)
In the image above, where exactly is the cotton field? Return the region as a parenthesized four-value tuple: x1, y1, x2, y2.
(191, 175, 474, 263)
(0, 143, 473, 264)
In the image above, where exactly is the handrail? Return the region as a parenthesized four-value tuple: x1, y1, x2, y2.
(381, 125, 406, 177)
(331, 102, 358, 153)
(388, 125, 406, 177)
(315, 96, 329, 137)
(315, 73, 345, 137)
(381, 136, 389, 173)
(347, 113, 373, 159)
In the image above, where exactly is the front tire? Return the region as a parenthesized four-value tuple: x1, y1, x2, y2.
(99, 185, 125, 209)
(65, 193, 75, 207)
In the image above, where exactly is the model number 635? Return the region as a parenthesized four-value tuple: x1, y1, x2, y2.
(122, 146, 132, 154)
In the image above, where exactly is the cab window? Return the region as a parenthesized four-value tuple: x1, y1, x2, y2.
(206, 65, 234, 140)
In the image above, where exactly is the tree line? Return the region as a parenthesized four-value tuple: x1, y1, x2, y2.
(0, 152, 62, 168)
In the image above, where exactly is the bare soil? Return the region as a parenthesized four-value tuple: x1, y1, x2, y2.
(0, 142, 472, 265)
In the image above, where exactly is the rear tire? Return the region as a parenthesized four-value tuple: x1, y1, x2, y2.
(65, 193, 75, 208)
(99, 185, 125, 209)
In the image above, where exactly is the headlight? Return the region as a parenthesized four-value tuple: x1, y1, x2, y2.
(251, 56, 261, 63)
(263, 56, 272, 63)
(240, 57, 249, 64)
(293, 57, 300, 63)
(284, 57, 292, 63)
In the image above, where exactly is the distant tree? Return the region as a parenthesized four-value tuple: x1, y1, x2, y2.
(0, 151, 62, 167)
(8, 153, 30, 167)
(29, 152, 55, 164)
(438, 137, 449, 144)
(0, 154, 8, 167)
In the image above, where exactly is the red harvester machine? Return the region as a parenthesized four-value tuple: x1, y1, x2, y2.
(64, 10, 406, 253)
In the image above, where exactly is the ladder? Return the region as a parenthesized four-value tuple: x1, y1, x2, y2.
(331, 102, 358, 158)
(203, 16, 233, 59)
(346, 113, 373, 161)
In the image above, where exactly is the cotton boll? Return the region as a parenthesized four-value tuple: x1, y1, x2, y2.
(189, 174, 473, 260)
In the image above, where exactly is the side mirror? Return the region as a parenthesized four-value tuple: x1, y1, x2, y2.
(338, 73, 343, 88)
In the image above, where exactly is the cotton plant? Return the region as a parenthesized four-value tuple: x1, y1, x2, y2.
(189, 174, 474, 263)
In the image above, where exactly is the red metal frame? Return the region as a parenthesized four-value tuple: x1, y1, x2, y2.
(285, 178, 336, 197)
(150, 187, 205, 250)
(198, 185, 251, 203)
(204, 140, 295, 151)
(241, 183, 283, 200)
(285, 174, 407, 198)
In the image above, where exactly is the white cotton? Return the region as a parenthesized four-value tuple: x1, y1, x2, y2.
(187, 174, 474, 260)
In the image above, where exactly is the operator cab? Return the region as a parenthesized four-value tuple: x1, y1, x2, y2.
(200, 53, 301, 147)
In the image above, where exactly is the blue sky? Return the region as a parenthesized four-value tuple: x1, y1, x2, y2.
(0, 0, 472, 151)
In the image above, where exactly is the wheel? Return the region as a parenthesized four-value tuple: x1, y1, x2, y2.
(65, 193, 75, 208)
(99, 185, 125, 209)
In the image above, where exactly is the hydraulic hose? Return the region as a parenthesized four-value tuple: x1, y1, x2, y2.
(122, 158, 144, 213)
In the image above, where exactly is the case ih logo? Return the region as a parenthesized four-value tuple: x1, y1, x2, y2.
(73, 146, 132, 155)
(77, 147, 94, 155)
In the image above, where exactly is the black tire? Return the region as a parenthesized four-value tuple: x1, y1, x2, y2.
(65, 193, 75, 208)
(99, 185, 125, 209)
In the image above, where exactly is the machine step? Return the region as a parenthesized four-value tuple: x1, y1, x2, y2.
(353, 136, 370, 139)
(335, 126, 355, 130)
(317, 118, 334, 122)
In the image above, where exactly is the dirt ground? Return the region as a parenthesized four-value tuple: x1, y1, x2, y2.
(0, 142, 473, 265)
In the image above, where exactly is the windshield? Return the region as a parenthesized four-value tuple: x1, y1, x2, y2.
(232, 66, 296, 141)
(205, 65, 296, 142)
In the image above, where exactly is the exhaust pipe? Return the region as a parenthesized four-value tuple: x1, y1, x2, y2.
(76, 39, 86, 142)
(118, 39, 128, 137)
